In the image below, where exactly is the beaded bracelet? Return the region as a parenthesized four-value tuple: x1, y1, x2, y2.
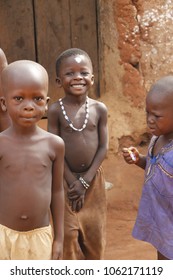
(79, 176, 90, 189)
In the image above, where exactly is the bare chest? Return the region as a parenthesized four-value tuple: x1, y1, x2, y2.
(0, 141, 51, 173)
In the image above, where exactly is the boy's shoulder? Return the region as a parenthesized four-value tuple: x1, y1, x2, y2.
(42, 128, 64, 143)
(89, 97, 107, 112)
(36, 128, 64, 159)
(48, 100, 60, 109)
(48, 99, 62, 112)
(41, 129, 65, 155)
(47, 100, 62, 120)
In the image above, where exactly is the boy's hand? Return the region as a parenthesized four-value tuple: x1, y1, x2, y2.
(52, 240, 63, 260)
(70, 196, 85, 212)
(68, 180, 86, 212)
(122, 147, 139, 164)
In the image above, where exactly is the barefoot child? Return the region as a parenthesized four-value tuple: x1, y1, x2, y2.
(0, 60, 65, 259)
(48, 48, 108, 259)
(0, 48, 11, 130)
(122, 75, 173, 260)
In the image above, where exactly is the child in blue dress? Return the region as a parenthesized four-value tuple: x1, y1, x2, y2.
(123, 75, 173, 260)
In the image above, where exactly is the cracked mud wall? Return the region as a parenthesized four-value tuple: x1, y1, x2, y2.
(98, 0, 173, 154)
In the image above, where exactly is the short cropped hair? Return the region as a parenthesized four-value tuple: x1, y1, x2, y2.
(56, 48, 93, 76)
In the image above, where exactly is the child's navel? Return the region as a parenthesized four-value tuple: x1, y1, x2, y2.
(20, 215, 28, 220)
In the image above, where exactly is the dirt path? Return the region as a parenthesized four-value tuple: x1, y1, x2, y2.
(103, 149, 156, 260)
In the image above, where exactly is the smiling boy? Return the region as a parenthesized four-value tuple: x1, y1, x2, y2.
(48, 48, 108, 259)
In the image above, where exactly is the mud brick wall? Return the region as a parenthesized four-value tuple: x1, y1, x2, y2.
(98, 0, 173, 154)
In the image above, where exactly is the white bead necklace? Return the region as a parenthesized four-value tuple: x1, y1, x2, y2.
(59, 97, 89, 132)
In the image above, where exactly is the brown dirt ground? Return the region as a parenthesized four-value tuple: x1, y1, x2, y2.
(103, 150, 156, 260)
(38, 119, 156, 260)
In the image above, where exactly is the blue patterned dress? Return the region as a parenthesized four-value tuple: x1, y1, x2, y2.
(133, 136, 173, 259)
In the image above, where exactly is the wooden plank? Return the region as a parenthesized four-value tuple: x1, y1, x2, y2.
(69, 0, 99, 98)
(96, 0, 104, 97)
(0, 0, 35, 63)
(34, 0, 71, 103)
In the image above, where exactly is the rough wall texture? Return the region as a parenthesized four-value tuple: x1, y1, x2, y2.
(98, 0, 173, 154)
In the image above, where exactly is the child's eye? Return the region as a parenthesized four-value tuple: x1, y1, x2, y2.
(14, 96, 23, 101)
(34, 96, 43, 102)
(81, 72, 89, 76)
(154, 115, 161, 118)
(66, 72, 73, 76)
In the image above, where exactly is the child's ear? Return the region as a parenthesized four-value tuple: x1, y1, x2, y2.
(0, 97, 7, 112)
(45, 97, 50, 112)
(91, 74, 94, 85)
(56, 77, 62, 88)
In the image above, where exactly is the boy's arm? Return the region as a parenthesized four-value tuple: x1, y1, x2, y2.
(83, 102, 108, 184)
(47, 102, 60, 135)
(48, 103, 77, 185)
(50, 136, 65, 260)
(0, 48, 11, 131)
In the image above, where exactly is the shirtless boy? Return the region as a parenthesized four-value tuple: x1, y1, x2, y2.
(0, 48, 11, 130)
(48, 48, 108, 259)
(0, 60, 65, 259)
